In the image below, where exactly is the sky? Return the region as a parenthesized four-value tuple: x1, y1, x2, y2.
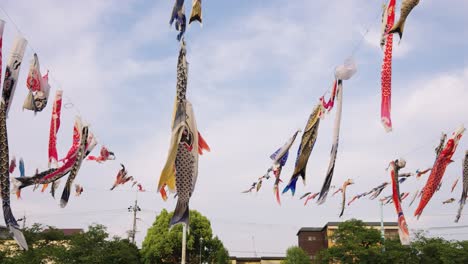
(1, 0, 468, 258)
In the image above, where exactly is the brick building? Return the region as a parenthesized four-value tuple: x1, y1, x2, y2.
(297, 221, 399, 260)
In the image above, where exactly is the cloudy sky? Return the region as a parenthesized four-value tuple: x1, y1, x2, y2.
(1, 0, 468, 257)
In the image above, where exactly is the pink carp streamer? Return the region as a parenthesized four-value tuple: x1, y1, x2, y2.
(48, 90, 63, 167)
(389, 159, 410, 245)
(87, 146, 115, 163)
(381, 0, 396, 132)
(415, 126, 465, 219)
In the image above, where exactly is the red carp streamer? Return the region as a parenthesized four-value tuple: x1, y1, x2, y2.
(415, 127, 465, 219)
(381, 0, 396, 132)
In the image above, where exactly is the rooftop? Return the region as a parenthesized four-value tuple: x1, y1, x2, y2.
(297, 221, 398, 235)
(43, 228, 84, 236)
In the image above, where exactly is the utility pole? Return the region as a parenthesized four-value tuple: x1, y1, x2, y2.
(252, 236, 257, 257)
(128, 199, 141, 244)
(17, 212, 26, 229)
(380, 200, 385, 252)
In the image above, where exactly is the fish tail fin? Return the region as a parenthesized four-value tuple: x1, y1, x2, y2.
(51, 180, 60, 199)
(60, 183, 72, 208)
(170, 200, 189, 227)
(197, 132, 211, 155)
(397, 213, 410, 245)
(388, 20, 405, 42)
(9, 224, 28, 250)
(48, 158, 58, 169)
(160, 188, 168, 201)
(41, 183, 49, 193)
(275, 187, 281, 205)
(414, 197, 428, 219)
(3, 205, 28, 250)
(189, 15, 202, 25)
(11, 177, 32, 199)
(455, 194, 467, 222)
(282, 177, 299, 196)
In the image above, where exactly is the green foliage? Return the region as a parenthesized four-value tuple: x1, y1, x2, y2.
(317, 219, 383, 264)
(0, 223, 141, 264)
(281, 246, 310, 264)
(316, 219, 468, 264)
(141, 209, 229, 264)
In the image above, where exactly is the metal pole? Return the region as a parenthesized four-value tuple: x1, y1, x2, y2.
(182, 224, 187, 264)
(380, 200, 385, 252)
(131, 199, 137, 244)
(199, 237, 203, 264)
(22, 212, 26, 229)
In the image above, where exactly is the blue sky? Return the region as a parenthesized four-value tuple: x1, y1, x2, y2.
(1, 0, 468, 257)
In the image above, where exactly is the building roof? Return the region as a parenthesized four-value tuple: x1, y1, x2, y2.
(325, 222, 398, 227)
(230, 256, 285, 261)
(297, 221, 398, 235)
(43, 228, 84, 236)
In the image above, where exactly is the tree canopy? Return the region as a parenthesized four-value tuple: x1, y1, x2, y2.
(316, 219, 468, 264)
(0, 223, 141, 264)
(141, 209, 229, 264)
(282, 246, 310, 264)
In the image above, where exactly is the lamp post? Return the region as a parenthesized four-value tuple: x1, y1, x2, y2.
(199, 237, 203, 264)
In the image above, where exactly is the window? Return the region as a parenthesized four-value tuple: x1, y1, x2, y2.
(308, 236, 316, 241)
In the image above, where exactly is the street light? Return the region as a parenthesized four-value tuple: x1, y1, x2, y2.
(200, 237, 203, 264)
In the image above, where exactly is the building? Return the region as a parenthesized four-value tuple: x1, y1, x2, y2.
(230, 256, 284, 264)
(44, 228, 84, 236)
(297, 221, 399, 260)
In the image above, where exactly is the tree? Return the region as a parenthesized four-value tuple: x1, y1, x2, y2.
(317, 219, 383, 264)
(141, 209, 229, 264)
(0, 223, 141, 264)
(410, 235, 468, 264)
(315, 219, 468, 264)
(282, 246, 310, 264)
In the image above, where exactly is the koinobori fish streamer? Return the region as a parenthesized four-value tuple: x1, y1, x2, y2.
(455, 151, 468, 222)
(319, 80, 337, 114)
(283, 105, 321, 196)
(381, 0, 396, 132)
(87, 146, 115, 163)
(23, 53, 50, 113)
(189, 0, 202, 25)
(269, 130, 299, 205)
(158, 41, 203, 227)
(339, 179, 354, 217)
(2, 36, 27, 117)
(48, 90, 63, 167)
(60, 125, 93, 208)
(388, 0, 421, 41)
(170, 0, 187, 41)
(0, 33, 28, 250)
(317, 58, 357, 204)
(389, 159, 410, 245)
(13, 117, 96, 198)
(19, 157, 25, 177)
(415, 126, 465, 219)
